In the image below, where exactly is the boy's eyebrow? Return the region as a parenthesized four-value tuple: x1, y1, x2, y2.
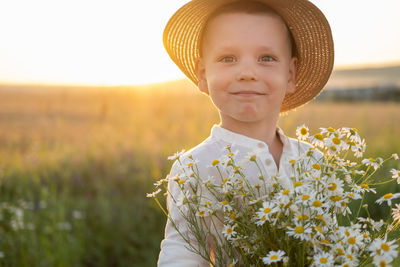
(212, 45, 276, 53)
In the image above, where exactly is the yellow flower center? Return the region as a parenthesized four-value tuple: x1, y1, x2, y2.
(264, 208, 272, 214)
(294, 226, 304, 234)
(178, 180, 185, 185)
(314, 133, 324, 140)
(321, 239, 330, 244)
(212, 160, 219, 166)
(289, 159, 296, 163)
(187, 162, 193, 167)
(330, 195, 342, 202)
(227, 153, 234, 157)
(261, 215, 266, 221)
(328, 183, 337, 191)
(330, 145, 337, 151)
(302, 195, 310, 201)
(312, 163, 321, 170)
(227, 228, 232, 234)
(297, 214, 309, 220)
(282, 189, 290, 195)
(336, 248, 344, 255)
(348, 237, 356, 245)
(271, 255, 278, 260)
(332, 137, 341, 145)
(384, 193, 393, 199)
(363, 233, 369, 238)
(300, 128, 308, 135)
(198, 211, 205, 216)
(361, 184, 370, 189)
(347, 140, 355, 146)
(320, 257, 328, 263)
(346, 254, 354, 261)
(294, 181, 303, 187)
(221, 200, 228, 205)
(379, 261, 387, 267)
(313, 200, 322, 207)
(327, 127, 335, 132)
(381, 243, 390, 251)
(205, 201, 211, 206)
(230, 213, 237, 219)
(348, 193, 355, 198)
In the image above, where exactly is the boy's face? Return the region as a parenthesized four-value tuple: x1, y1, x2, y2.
(196, 12, 297, 127)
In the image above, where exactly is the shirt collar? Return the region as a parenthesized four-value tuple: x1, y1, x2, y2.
(210, 124, 293, 154)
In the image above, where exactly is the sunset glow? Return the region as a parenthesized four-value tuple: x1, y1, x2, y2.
(0, 0, 399, 86)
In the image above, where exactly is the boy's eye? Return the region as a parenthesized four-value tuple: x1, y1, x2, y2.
(259, 55, 274, 62)
(219, 56, 236, 63)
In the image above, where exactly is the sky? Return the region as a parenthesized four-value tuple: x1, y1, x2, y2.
(0, 0, 399, 86)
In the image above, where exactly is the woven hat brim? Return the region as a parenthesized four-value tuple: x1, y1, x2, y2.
(163, 0, 334, 112)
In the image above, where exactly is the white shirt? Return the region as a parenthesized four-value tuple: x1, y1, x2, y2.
(158, 124, 315, 266)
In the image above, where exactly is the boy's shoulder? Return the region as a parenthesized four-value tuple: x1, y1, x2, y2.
(177, 135, 221, 164)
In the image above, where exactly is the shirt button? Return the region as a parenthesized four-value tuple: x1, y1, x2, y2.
(257, 142, 265, 148)
(265, 158, 273, 166)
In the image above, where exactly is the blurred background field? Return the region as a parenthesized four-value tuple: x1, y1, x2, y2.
(0, 77, 399, 266)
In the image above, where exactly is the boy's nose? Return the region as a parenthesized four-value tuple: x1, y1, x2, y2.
(236, 61, 258, 81)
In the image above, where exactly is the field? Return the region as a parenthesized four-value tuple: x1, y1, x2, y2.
(0, 82, 399, 266)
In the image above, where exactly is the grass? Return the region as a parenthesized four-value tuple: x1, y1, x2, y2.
(0, 83, 399, 266)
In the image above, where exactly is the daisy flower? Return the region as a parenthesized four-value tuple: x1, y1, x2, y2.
(167, 149, 186, 161)
(339, 227, 364, 250)
(308, 132, 325, 148)
(353, 138, 366, 158)
(342, 249, 359, 267)
(361, 157, 383, 170)
(196, 208, 208, 217)
(262, 250, 285, 265)
(390, 169, 400, 184)
(324, 139, 341, 156)
(376, 192, 400, 206)
(340, 127, 359, 139)
(311, 252, 334, 266)
(219, 200, 233, 212)
(255, 202, 279, 225)
(146, 188, 161, 198)
(351, 183, 377, 194)
(369, 235, 398, 259)
(287, 222, 312, 241)
(320, 127, 337, 137)
(358, 217, 385, 232)
(392, 203, 400, 222)
(296, 124, 309, 141)
(372, 254, 393, 267)
(325, 177, 345, 195)
(392, 153, 399, 160)
(222, 224, 237, 240)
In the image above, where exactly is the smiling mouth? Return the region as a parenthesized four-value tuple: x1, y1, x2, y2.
(231, 91, 265, 97)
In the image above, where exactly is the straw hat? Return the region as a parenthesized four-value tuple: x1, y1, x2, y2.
(163, 0, 334, 112)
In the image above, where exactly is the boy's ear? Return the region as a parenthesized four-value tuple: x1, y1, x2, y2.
(195, 58, 209, 95)
(286, 57, 298, 95)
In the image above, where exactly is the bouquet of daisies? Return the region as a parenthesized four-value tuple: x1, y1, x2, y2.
(148, 126, 400, 266)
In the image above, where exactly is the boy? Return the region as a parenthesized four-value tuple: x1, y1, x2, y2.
(158, 0, 334, 265)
